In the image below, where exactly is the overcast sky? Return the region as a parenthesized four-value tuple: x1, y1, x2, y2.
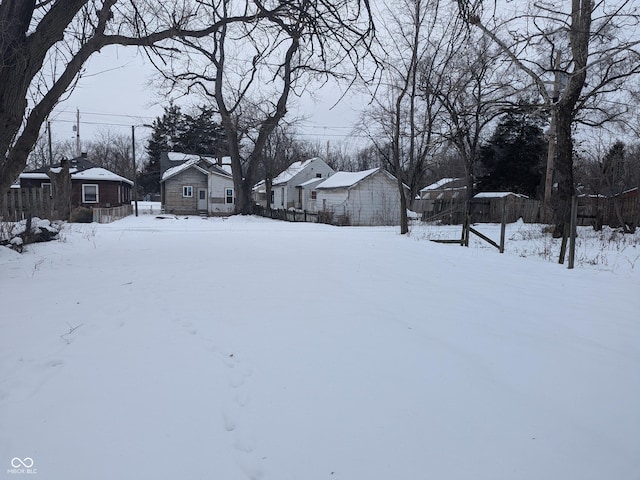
(49, 45, 369, 154)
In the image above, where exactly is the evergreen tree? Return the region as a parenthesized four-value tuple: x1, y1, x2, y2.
(180, 106, 227, 156)
(138, 102, 184, 194)
(477, 111, 547, 198)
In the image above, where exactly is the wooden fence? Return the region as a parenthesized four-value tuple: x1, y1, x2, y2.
(576, 196, 638, 228)
(92, 205, 133, 223)
(415, 196, 639, 227)
(1, 187, 133, 223)
(1, 187, 53, 221)
(416, 197, 542, 224)
(255, 205, 320, 223)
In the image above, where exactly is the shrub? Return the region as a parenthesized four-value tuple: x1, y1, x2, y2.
(69, 207, 93, 223)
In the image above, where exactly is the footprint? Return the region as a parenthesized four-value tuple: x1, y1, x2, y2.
(222, 413, 236, 432)
(234, 390, 250, 407)
(234, 436, 256, 453)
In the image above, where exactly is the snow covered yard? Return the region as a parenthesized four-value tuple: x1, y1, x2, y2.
(1, 215, 638, 480)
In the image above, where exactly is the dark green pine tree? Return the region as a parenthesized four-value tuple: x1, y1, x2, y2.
(477, 111, 547, 198)
(179, 106, 228, 156)
(138, 102, 185, 194)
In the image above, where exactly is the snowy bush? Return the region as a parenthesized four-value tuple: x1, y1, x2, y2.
(0, 217, 61, 252)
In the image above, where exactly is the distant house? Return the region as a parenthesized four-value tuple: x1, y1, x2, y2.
(160, 153, 234, 216)
(19, 155, 133, 208)
(314, 167, 407, 226)
(270, 158, 335, 209)
(419, 177, 467, 200)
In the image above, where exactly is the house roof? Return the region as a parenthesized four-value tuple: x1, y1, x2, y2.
(474, 192, 529, 199)
(74, 167, 134, 186)
(420, 177, 465, 192)
(161, 156, 232, 182)
(315, 168, 380, 189)
(161, 152, 233, 176)
(297, 177, 325, 188)
(272, 158, 316, 186)
(20, 156, 133, 185)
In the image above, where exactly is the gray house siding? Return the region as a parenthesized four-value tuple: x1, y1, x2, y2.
(163, 169, 208, 215)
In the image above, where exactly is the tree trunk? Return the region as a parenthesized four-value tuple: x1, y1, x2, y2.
(46, 159, 72, 220)
(397, 176, 408, 234)
(552, 105, 575, 236)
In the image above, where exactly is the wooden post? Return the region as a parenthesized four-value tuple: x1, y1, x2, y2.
(568, 195, 578, 269)
(132, 126, 138, 217)
(499, 198, 506, 254)
(558, 223, 569, 264)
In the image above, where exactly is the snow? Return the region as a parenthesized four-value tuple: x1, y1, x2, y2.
(73, 167, 133, 185)
(474, 192, 529, 199)
(316, 167, 379, 189)
(272, 158, 314, 185)
(20, 168, 131, 184)
(1, 215, 639, 480)
(161, 157, 208, 181)
(420, 177, 463, 192)
(162, 155, 232, 181)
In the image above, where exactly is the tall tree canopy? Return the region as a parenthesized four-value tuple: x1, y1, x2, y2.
(476, 111, 547, 198)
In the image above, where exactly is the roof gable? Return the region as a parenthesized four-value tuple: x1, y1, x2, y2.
(161, 156, 232, 182)
(272, 159, 314, 185)
(316, 168, 379, 189)
(420, 177, 465, 192)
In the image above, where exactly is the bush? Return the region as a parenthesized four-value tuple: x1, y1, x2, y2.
(69, 207, 93, 223)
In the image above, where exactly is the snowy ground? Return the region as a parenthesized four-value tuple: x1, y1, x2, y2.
(1, 214, 639, 480)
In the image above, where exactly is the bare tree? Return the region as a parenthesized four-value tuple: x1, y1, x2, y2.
(86, 129, 140, 179)
(0, 1, 279, 195)
(156, 0, 375, 214)
(258, 123, 305, 213)
(458, 0, 640, 232)
(359, 0, 446, 233)
(422, 27, 522, 202)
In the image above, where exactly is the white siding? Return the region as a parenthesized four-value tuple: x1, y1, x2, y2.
(208, 173, 235, 215)
(271, 158, 335, 209)
(316, 171, 402, 226)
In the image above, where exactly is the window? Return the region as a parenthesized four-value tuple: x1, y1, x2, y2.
(225, 188, 234, 204)
(270, 190, 274, 203)
(82, 184, 99, 203)
(183, 186, 193, 197)
(42, 182, 52, 197)
(311, 190, 317, 200)
(316, 173, 322, 178)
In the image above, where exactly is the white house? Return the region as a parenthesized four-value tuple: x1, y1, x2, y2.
(271, 158, 334, 209)
(314, 167, 407, 226)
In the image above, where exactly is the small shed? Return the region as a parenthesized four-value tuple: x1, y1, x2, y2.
(419, 177, 467, 200)
(314, 168, 407, 226)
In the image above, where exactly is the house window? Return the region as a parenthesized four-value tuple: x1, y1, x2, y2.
(42, 182, 52, 197)
(225, 188, 234, 204)
(183, 186, 193, 197)
(270, 190, 274, 203)
(82, 184, 99, 203)
(316, 173, 322, 178)
(311, 190, 317, 200)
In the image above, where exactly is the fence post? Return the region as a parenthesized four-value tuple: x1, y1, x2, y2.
(568, 195, 578, 269)
(499, 198, 506, 253)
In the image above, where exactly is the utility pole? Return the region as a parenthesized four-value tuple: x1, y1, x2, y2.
(132, 125, 139, 217)
(543, 51, 561, 223)
(75, 108, 81, 156)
